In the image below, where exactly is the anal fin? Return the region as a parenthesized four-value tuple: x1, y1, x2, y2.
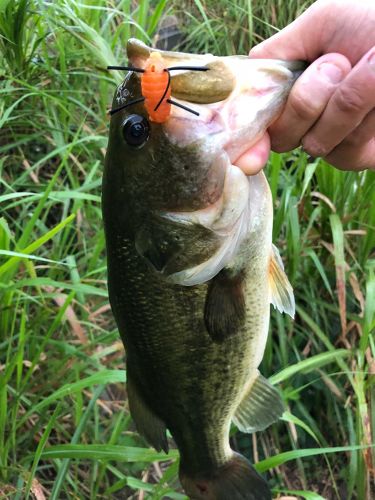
(232, 370, 284, 433)
(269, 244, 295, 318)
(127, 375, 169, 453)
(204, 269, 246, 341)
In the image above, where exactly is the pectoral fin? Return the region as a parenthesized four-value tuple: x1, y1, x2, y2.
(233, 370, 284, 433)
(127, 375, 169, 453)
(269, 244, 295, 318)
(204, 269, 246, 341)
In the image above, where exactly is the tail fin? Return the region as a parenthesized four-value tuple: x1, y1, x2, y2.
(179, 452, 271, 500)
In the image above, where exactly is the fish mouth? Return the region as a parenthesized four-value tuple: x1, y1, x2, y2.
(126, 38, 305, 167)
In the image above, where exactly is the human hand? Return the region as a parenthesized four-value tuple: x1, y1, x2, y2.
(236, 0, 375, 174)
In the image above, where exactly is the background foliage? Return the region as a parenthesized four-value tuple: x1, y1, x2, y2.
(0, 0, 374, 499)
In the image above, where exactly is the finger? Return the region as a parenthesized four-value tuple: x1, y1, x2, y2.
(324, 109, 375, 171)
(302, 47, 375, 157)
(235, 133, 270, 175)
(268, 54, 351, 153)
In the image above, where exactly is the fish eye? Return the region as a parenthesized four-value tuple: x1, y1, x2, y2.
(122, 114, 150, 147)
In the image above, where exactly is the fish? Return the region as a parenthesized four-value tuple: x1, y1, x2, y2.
(103, 38, 303, 500)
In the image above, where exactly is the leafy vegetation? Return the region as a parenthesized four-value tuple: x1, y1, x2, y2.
(0, 0, 374, 499)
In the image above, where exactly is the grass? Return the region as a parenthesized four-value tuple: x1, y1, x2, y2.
(178, 0, 313, 55)
(0, 0, 374, 498)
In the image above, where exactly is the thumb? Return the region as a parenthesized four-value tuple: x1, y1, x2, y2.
(249, 1, 327, 61)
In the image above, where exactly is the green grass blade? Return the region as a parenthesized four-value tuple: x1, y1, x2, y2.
(49, 385, 104, 500)
(34, 444, 179, 463)
(256, 444, 375, 473)
(270, 349, 349, 385)
(0, 213, 75, 278)
(19, 370, 125, 426)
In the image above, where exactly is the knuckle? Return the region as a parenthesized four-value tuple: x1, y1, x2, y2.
(340, 120, 375, 149)
(289, 91, 321, 122)
(268, 121, 301, 152)
(333, 85, 365, 115)
(269, 129, 299, 152)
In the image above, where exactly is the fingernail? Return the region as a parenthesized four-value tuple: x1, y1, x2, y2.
(318, 62, 343, 84)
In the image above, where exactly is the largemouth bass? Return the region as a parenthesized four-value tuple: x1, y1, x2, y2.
(103, 38, 302, 500)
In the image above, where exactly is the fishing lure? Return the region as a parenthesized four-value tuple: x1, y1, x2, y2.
(108, 52, 209, 121)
